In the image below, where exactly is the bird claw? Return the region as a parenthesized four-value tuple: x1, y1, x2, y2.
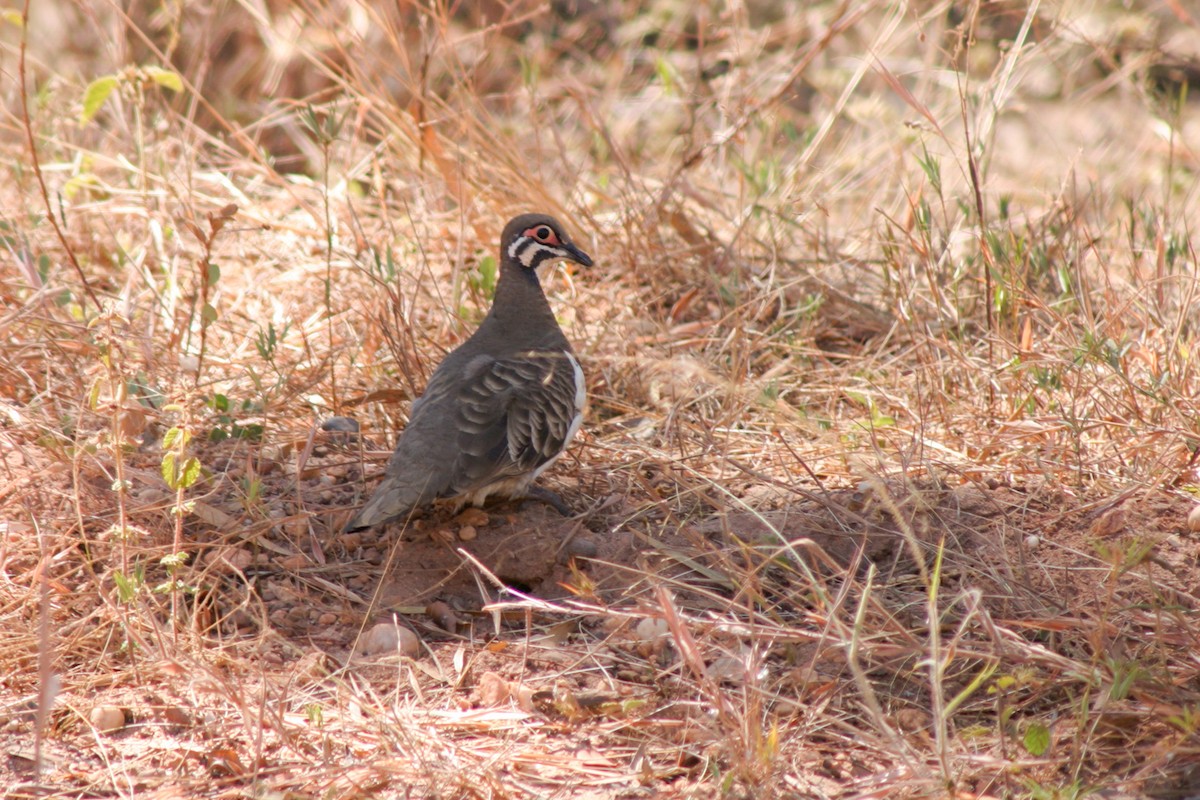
(519, 486, 573, 516)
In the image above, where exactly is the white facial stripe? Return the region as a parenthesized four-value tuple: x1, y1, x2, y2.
(507, 232, 568, 265)
(507, 235, 527, 261)
(516, 240, 568, 268)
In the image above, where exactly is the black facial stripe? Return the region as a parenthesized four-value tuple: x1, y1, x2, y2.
(514, 238, 565, 269)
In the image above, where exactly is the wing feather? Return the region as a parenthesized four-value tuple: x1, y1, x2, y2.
(450, 350, 583, 496)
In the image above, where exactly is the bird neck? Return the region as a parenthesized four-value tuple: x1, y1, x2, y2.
(478, 261, 564, 348)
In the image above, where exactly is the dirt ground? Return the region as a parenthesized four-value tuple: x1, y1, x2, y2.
(4, 1, 1200, 797)
(4, 413, 1200, 796)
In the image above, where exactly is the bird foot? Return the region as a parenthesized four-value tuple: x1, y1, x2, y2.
(517, 486, 573, 516)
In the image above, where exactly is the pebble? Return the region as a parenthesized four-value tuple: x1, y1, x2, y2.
(320, 416, 360, 433)
(635, 617, 669, 643)
(90, 706, 126, 734)
(278, 554, 308, 571)
(705, 656, 745, 684)
(1188, 505, 1200, 532)
(562, 536, 598, 561)
(360, 622, 420, 657)
(457, 525, 477, 542)
(204, 548, 253, 572)
(426, 601, 458, 632)
(454, 508, 490, 527)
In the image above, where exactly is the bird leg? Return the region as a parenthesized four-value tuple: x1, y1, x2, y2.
(517, 486, 573, 516)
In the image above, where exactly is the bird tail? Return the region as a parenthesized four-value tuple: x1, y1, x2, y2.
(343, 473, 430, 532)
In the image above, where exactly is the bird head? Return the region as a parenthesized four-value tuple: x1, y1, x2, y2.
(502, 213, 593, 272)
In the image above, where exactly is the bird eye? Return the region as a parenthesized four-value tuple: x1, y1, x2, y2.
(535, 225, 554, 241)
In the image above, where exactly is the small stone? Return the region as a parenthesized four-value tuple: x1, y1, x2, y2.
(278, 554, 308, 571)
(337, 533, 362, 550)
(476, 672, 513, 706)
(318, 612, 337, 626)
(454, 508, 490, 528)
(457, 525, 477, 542)
(161, 706, 191, 727)
(204, 547, 253, 572)
(231, 610, 258, 630)
(320, 416, 359, 433)
(705, 656, 745, 684)
(295, 651, 330, 681)
(1188, 505, 1200, 532)
(90, 706, 126, 733)
(1024, 534, 1041, 549)
(894, 708, 933, 732)
(360, 622, 420, 657)
(634, 617, 672, 660)
(562, 536, 598, 560)
(1091, 507, 1127, 538)
(426, 601, 459, 632)
(635, 617, 669, 643)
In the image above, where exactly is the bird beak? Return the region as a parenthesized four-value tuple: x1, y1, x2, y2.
(562, 240, 593, 268)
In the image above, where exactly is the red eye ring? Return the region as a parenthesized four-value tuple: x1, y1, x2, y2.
(528, 225, 557, 244)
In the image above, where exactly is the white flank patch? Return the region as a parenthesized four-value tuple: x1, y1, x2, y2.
(530, 351, 585, 482)
(563, 350, 586, 445)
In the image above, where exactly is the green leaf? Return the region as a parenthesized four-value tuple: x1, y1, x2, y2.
(112, 568, 142, 602)
(144, 66, 183, 93)
(87, 378, 102, 411)
(844, 390, 869, 408)
(1, 9, 25, 27)
(991, 674, 1017, 693)
(179, 456, 201, 489)
(163, 426, 190, 451)
(1023, 723, 1051, 756)
(201, 303, 218, 325)
(478, 254, 497, 296)
(232, 423, 264, 441)
(162, 452, 179, 489)
(206, 261, 220, 285)
(654, 57, 676, 95)
(80, 74, 119, 125)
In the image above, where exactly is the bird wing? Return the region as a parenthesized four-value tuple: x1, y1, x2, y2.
(451, 349, 582, 493)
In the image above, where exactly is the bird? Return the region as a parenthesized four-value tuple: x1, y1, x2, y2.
(344, 213, 593, 532)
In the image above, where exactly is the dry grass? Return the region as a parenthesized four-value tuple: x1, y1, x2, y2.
(3, 0, 1200, 797)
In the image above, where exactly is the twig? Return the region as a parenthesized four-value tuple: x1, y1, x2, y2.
(17, 0, 101, 311)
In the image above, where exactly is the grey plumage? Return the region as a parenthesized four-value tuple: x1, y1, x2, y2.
(345, 213, 592, 532)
